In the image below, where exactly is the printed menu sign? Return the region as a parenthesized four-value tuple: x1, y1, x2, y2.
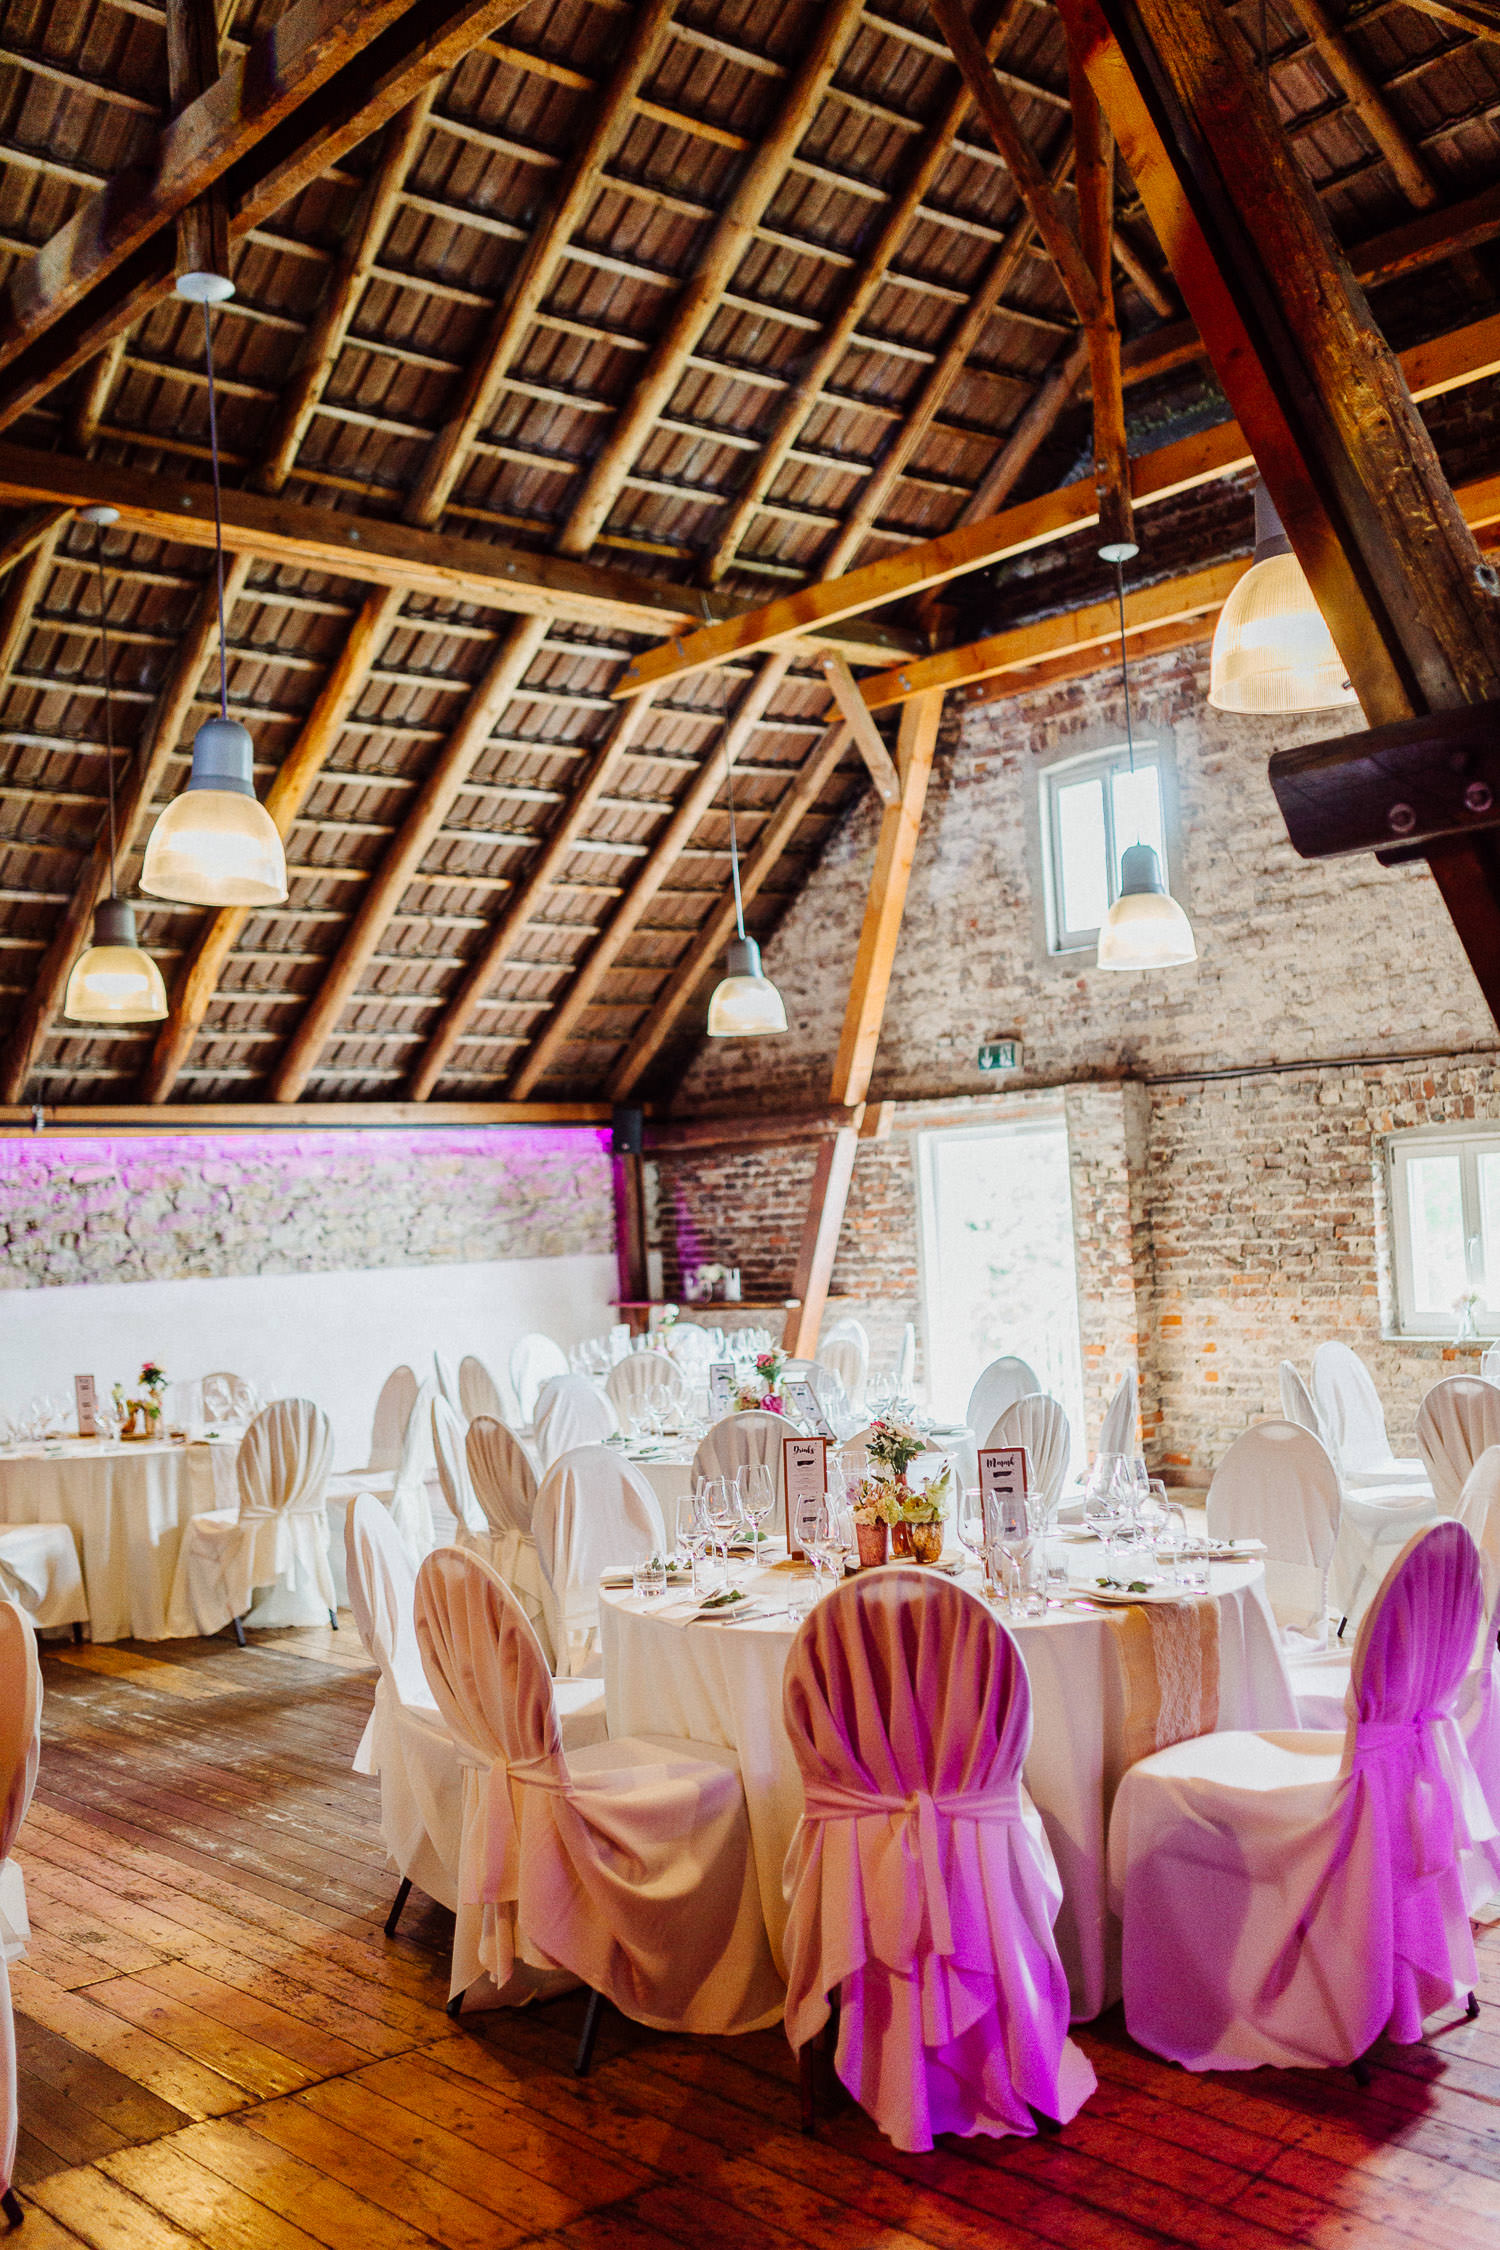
(781, 1433, 828, 1558)
(708, 1361, 736, 1416)
(978, 1445, 1030, 1542)
(783, 1376, 834, 1440)
(74, 1373, 98, 1438)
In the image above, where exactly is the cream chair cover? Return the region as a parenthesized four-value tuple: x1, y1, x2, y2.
(458, 1355, 507, 1425)
(366, 1365, 418, 1473)
(511, 1332, 569, 1423)
(198, 1371, 259, 1428)
(389, 1374, 439, 1560)
(1206, 1421, 1340, 1640)
(1418, 1375, 1500, 1507)
(692, 1408, 788, 1495)
(1313, 1342, 1427, 1485)
(1098, 1371, 1139, 1460)
(782, 1570, 1094, 2151)
(0, 1524, 87, 1632)
(345, 1495, 463, 1913)
(988, 1395, 1071, 1516)
(819, 1331, 867, 1406)
(532, 1445, 664, 1676)
(415, 1547, 779, 2027)
(1110, 1521, 1493, 2071)
(465, 1417, 554, 1668)
(965, 1358, 1041, 1445)
(1484, 1345, 1500, 1389)
(663, 1324, 716, 1375)
(0, 1603, 39, 2206)
(168, 1398, 335, 1636)
(433, 1353, 463, 1416)
(1278, 1361, 1326, 1444)
(605, 1348, 688, 1421)
(533, 1374, 617, 1470)
(431, 1396, 484, 1536)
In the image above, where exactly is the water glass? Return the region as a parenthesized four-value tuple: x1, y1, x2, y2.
(632, 1556, 667, 1602)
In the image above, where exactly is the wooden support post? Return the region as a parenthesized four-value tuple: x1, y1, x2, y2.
(1068, 37, 1134, 556)
(784, 1129, 859, 1359)
(165, 0, 229, 284)
(610, 1107, 649, 1310)
(820, 657, 900, 806)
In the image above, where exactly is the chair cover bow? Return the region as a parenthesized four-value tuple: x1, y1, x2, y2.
(799, 1777, 1024, 1958)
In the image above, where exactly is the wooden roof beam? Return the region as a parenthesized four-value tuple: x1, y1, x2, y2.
(405, 0, 677, 532)
(556, 0, 867, 561)
(1069, 36, 1134, 557)
(1282, 0, 1442, 213)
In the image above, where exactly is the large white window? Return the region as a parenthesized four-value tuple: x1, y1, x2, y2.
(1387, 1128, 1500, 1336)
(1041, 743, 1168, 953)
(916, 1115, 1085, 1467)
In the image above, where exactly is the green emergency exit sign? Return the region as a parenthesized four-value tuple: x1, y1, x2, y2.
(978, 1039, 1022, 1073)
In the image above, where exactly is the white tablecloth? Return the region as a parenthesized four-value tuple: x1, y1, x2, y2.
(0, 1438, 238, 1642)
(600, 1549, 1295, 2020)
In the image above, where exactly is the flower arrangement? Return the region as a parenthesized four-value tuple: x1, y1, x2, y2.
(899, 1464, 951, 1524)
(139, 1362, 167, 1398)
(734, 1347, 786, 1413)
(116, 1360, 167, 1438)
(865, 1414, 925, 1482)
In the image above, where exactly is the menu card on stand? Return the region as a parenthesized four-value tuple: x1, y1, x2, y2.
(978, 1445, 1030, 1543)
(781, 1433, 828, 1560)
(74, 1374, 98, 1439)
(708, 1361, 736, 1417)
(783, 1376, 834, 1440)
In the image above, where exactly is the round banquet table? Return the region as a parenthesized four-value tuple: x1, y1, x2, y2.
(599, 1548, 1296, 2021)
(0, 1437, 239, 1642)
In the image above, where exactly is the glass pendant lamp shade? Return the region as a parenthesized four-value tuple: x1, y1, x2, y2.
(64, 897, 167, 1022)
(141, 717, 287, 906)
(706, 935, 788, 1037)
(1097, 843, 1197, 971)
(1208, 480, 1359, 715)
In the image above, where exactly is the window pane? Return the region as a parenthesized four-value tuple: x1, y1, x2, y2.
(1477, 1153, 1500, 1308)
(1054, 776, 1108, 935)
(1406, 1153, 1467, 1315)
(1112, 761, 1164, 861)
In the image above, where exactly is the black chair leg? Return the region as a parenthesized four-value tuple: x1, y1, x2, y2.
(2, 2185, 22, 2227)
(384, 1877, 412, 1938)
(71, 1622, 83, 1645)
(1468, 1991, 1481, 2021)
(1351, 2054, 1373, 2087)
(328, 1608, 338, 1629)
(446, 1989, 466, 2019)
(798, 2039, 817, 2136)
(1028, 2107, 1062, 2137)
(231, 1615, 246, 1647)
(1337, 1617, 1349, 1640)
(574, 1988, 604, 2076)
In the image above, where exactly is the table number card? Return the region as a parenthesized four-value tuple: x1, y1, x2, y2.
(781, 1433, 828, 1559)
(74, 1373, 98, 1438)
(783, 1376, 834, 1440)
(978, 1445, 1030, 1542)
(708, 1361, 736, 1417)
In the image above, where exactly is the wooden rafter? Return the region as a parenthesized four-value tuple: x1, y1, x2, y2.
(958, 332, 1089, 526)
(821, 657, 901, 806)
(556, 0, 867, 561)
(1069, 37, 1133, 557)
(267, 614, 549, 1102)
(1281, 0, 1441, 213)
(141, 585, 405, 1102)
(404, 0, 678, 532)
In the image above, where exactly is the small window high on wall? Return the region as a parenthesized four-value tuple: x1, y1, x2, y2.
(1041, 742, 1168, 954)
(916, 1114, 1086, 1460)
(1387, 1128, 1500, 1337)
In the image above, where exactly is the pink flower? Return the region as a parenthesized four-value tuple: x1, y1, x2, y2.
(763, 1394, 785, 1414)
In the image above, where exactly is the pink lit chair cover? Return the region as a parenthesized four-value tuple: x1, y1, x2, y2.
(0, 1603, 39, 2205)
(414, 1546, 777, 2025)
(510, 1332, 569, 1424)
(1445, 1448, 1500, 1918)
(0, 1524, 87, 1634)
(988, 1394, 1071, 1516)
(431, 1395, 484, 1538)
(168, 1397, 335, 1635)
(389, 1373, 439, 1560)
(781, 1570, 1095, 2153)
(531, 1445, 665, 1676)
(366, 1365, 418, 1474)
(1206, 1421, 1340, 1642)
(964, 1356, 1040, 1444)
(533, 1373, 617, 1470)
(345, 1494, 462, 1913)
(1314, 1342, 1427, 1486)
(1418, 1375, 1500, 1507)
(465, 1416, 554, 1668)
(604, 1348, 689, 1421)
(1098, 1370, 1139, 1460)
(692, 1409, 788, 1497)
(458, 1354, 508, 1427)
(1109, 1520, 1493, 2071)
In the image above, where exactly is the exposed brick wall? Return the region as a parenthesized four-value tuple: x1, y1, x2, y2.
(650, 639, 1497, 1480)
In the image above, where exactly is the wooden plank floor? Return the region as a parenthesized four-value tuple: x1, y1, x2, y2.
(9, 1623, 1500, 2250)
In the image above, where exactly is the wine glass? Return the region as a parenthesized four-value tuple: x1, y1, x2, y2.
(706, 1474, 740, 1582)
(742, 1461, 776, 1550)
(955, 1484, 992, 1592)
(681, 1484, 714, 1596)
(1136, 1472, 1169, 1546)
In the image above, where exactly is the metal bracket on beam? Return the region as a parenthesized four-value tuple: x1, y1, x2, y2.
(1269, 701, 1500, 859)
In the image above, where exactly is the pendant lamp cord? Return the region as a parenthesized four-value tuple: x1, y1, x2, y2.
(200, 298, 230, 722)
(720, 659, 746, 942)
(93, 524, 118, 901)
(1113, 556, 1136, 775)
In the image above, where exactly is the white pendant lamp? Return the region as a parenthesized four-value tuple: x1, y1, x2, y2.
(1208, 479, 1358, 715)
(1096, 556, 1198, 973)
(141, 271, 287, 908)
(705, 675, 787, 1038)
(64, 507, 168, 1024)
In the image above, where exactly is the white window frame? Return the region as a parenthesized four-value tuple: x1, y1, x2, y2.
(1386, 1125, 1500, 1338)
(1039, 739, 1169, 955)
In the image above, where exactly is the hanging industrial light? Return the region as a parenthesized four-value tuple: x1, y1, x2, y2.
(64, 507, 169, 1024)
(141, 271, 287, 906)
(705, 670, 787, 1037)
(1096, 556, 1197, 972)
(1207, 478, 1358, 715)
